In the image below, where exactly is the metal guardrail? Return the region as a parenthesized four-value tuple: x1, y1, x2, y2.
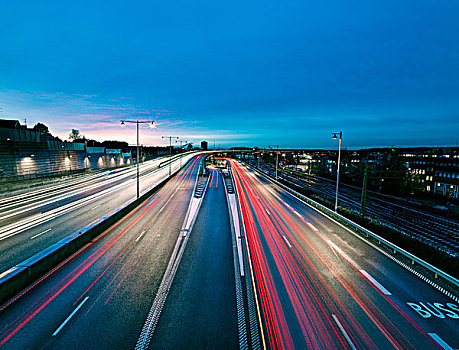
(244, 162, 459, 289)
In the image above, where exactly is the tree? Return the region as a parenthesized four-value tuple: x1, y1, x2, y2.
(32, 122, 50, 134)
(69, 129, 83, 141)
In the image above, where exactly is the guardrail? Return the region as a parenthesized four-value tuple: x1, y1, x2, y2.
(0, 154, 199, 306)
(244, 162, 459, 289)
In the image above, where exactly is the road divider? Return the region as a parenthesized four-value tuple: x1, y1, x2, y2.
(135, 164, 210, 350)
(227, 160, 264, 350)
(0, 155, 199, 306)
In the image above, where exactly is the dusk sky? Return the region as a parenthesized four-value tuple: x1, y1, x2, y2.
(0, 0, 458, 149)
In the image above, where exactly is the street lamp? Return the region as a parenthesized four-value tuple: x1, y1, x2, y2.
(177, 139, 187, 168)
(269, 145, 279, 179)
(121, 120, 156, 198)
(162, 136, 179, 175)
(332, 131, 342, 212)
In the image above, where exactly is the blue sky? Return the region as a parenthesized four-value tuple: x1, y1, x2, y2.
(0, 0, 458, 149)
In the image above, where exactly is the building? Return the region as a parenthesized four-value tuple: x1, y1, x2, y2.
(201, 141, 208, 150)
(0, 119, 133, 180)
(402, 147, 459, 199)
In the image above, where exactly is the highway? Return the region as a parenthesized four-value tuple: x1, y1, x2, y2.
(249, 161, 459, 256)
(230, 160, 458, 350)
(0, 153, 198, 272)
(151, 167, 238, 349)
(0, 154, 213, 349)
(1, 155, 457, 349)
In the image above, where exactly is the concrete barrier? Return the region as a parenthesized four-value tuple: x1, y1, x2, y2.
(0, 155, 199, 306)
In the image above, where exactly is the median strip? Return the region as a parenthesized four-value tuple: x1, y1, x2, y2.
(134, 167, 210, 350)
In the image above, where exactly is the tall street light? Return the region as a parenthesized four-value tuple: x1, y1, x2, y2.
(162, 136, 179, 175)
(269, 145, 279, 179)
(121, 120, 156, 198)
(177, 139, 187, 168)
(332, 131, 342, 212)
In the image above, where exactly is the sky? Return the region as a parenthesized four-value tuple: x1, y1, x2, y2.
(0, 0, 458, 149)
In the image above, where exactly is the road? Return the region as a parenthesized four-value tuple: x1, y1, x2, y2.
(0, 154, 208, 349)
(0, 153, 198, 272)
(249, 161, 459, 256)
(230, 159, 458, 350)
(151, 167, 238, 349)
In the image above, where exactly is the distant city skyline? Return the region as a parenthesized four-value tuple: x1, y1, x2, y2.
(1, 0, 458, 149)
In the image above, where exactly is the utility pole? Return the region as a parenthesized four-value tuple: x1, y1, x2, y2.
(163, 136, 179, 175)
(177, 139, 187, 168)
(360, 160, 368, 216)
(269, 145, 279, 179)
(121, 120, 156, 198)
(332, 131, 342, 212)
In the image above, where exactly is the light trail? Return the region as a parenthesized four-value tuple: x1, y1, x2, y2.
(229, 159, 441, 350)
(0, 155, 203, 347)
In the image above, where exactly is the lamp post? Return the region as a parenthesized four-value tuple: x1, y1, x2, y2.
(121, 120, 156, 198)
(162, 136, 179, 175)
(332, 131, 342, 212)
(177, 139, 187, 168)
(269, 145, 279, 179)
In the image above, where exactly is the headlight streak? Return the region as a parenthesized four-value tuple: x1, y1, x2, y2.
(0, 155, 197, 242)
(100, 156, 202, 306)
(229, 159, 441, 350)
(232, 161, 337, 349)
(0, 155, 202, 347)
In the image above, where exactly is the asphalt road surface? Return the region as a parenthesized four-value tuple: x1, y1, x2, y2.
(230, 159, 458, 350)
(0, 153, 198, 272)
(151, 167, 238, 349)
(0, 155, 206, 349)
(250, 161, 459, 256)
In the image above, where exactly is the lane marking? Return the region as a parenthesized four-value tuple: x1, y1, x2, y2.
(265, 209, 270, 216)
(253, 167, 459, 303)
(282, 235, 292, 248)
(92, 204, 101, 210)
(134, 169, 209, 350)
(326, 239, 362, 271)
(332, 314, 357, 350)
(135, 230, 146, 242)
(30, 228, 51, 240)
(52, 297, 89, 336)
(428, 333, 456, 350)
(360, 269, 392, 296)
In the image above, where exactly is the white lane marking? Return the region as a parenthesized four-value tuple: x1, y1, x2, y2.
(428, 333, 456, 350)
(30, 228, 51, 240)
(282, 235, 292, 248)
(332, 314, 357, 350)
(136, 230, 146, 242)
(326, 239, 361, 270)
(265, 209, 270, 216)
(92, 204, 101, 210)
(0, 156, 196, 241)
(293, 210, 303, 218)
(52, 297, 89, 336)
(170, 193, 175, 199)
(159, 206, 165, 213)
(360, 270, 392, 296)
